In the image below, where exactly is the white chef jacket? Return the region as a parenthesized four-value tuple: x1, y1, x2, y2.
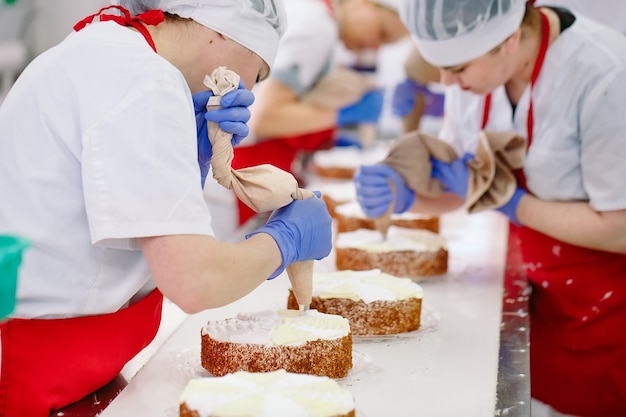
(0, 22, 214, 318)
(270, 0, 338, 96)
(439, 14, 626, 212)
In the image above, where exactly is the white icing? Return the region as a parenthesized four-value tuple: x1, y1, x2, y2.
(180, 369, 354, 417)
(306, 180, 357, 202)
(335, 226, 447, 253)
(335, 200, 435, 221)
(202, 309, 350, 346)
(311, 269, 423, 303)
(312, 143, 390, 169)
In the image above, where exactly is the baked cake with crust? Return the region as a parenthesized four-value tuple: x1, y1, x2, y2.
(200, 310, 352, 378)
(335, 226, 448, 280)
(287, 269, 423, 336)
(179, 369, 356, 417)
(311, 144, 389, 180)
(334, 200, 439, 233)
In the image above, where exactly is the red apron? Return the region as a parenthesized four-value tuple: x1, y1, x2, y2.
(483, 11, 626, 416)
(0, 7, 165, 417)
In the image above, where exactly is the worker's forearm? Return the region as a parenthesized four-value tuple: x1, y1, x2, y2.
(250, 103, 337, 140)
(139, 233, 282, 313)
(517, 195, 626, 254)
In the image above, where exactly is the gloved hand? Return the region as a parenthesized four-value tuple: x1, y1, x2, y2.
(333, 133, 363, 149)
(353, 164, 415, 218)
(193, 81, 255, 187)
(246, 191, 333, 279)
(430, 153, 474, 199)
(392, 78, 425, 117)
(496, 187, 525, 225)
(337, 89, 384, 127)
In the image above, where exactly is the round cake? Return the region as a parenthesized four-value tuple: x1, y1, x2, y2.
(311, 144, 389, 180)
(287, 269, 423, 336)
(200, 310, 352, 378)
(334, 226, 448, 280)
(305, 179, 357, 218)
(334, 200, 439, 234)
(179, 369, 356, 417)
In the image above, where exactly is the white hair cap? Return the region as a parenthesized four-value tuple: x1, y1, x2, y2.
(117, 0, 287, 70)
(400, 0, 526, 67)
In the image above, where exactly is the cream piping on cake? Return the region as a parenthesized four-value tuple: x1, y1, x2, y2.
(312, 269, 423, 303)
(180, 369, 355, 417)
(202, 310, 350, 346)
(335, 226, 447, 252)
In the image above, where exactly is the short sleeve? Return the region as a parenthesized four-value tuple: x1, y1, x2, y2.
(83, 77, 214, 248)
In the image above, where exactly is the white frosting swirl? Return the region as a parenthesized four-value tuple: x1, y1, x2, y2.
(180, 369, 355, 417)
(335, 226, 447, 252)
(335, 200, 435, 221)
(202, 310, 350, 346)
(312, 269, 423, 303)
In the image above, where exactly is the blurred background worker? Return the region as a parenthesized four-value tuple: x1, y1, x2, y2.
(223, 0, 410, 228)
(0, 0, 333, 415)
(354, 0, 626, 416)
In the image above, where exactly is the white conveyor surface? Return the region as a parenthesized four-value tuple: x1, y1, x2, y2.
(98, 208, 509, 417)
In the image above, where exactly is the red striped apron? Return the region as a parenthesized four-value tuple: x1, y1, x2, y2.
(483, 11, 626, 416)
(0, 7, 165, 416)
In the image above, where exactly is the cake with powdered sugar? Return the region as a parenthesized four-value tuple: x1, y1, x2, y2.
(179, 369, 356, 417)
(200, 309, 352, 379)
(335, 226, 448, 280)
(287, 269, 423, 336)
(334, 200, 439, 234)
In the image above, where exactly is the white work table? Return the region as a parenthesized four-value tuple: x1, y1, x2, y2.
(84, 208, 528, 417)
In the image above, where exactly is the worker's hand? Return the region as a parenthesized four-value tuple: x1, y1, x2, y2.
(333, 133, 363, 149)
(354, 164, 415, 218)
(193, 82, 254, 187)
(392, 78, 423, 117)
(246, 192, 333, 279)
(337, 90, 384, 127)
(430, 153, 474, 199)
(496, 188, 525, 225)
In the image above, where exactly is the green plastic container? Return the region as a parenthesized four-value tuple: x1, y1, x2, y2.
(0, 235, 29, 319)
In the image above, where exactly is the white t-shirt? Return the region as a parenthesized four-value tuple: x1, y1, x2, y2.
(439, 14, 626, 212)
(270, 0, 338, 96)
(0, 22, 214, 318)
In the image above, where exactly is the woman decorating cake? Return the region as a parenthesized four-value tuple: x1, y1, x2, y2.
(354, 0, 626, 416)
(0, 0, 333, 415)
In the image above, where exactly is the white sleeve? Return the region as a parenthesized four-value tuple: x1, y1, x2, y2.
(271, 2, 338, 95)
(580, 67, 626, 211)
(82, 77, 214, 248)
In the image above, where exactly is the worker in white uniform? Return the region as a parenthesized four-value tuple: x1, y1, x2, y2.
(354, 0, 626, 416)
(227, 0, 410, 227)
(0, 0, 333, 415)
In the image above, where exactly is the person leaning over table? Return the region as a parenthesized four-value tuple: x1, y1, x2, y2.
(353, 0, 626, 416)
(0, 0, 333, 415)
(228, 0, 411, 226)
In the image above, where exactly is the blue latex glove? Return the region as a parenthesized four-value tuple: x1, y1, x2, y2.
(392, 78, 445, 118)
(337, 90, 384, 127)
(246, 191, 333, 279)
(193, 82, 255, 187)
(496, 187, 525, 225)
(430, 153, 474, 199)
(353, 164, 415, 218)
(333, 133, 363, 149)
(392, 78, 425, 117)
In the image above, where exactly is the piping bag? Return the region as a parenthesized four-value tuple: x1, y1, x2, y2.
(373, 181, 395, 240)
(203, 67, 314, 310)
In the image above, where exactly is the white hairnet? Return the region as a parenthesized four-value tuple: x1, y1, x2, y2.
(116, 0, 287, 70)
(400, 0, 526, 67)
